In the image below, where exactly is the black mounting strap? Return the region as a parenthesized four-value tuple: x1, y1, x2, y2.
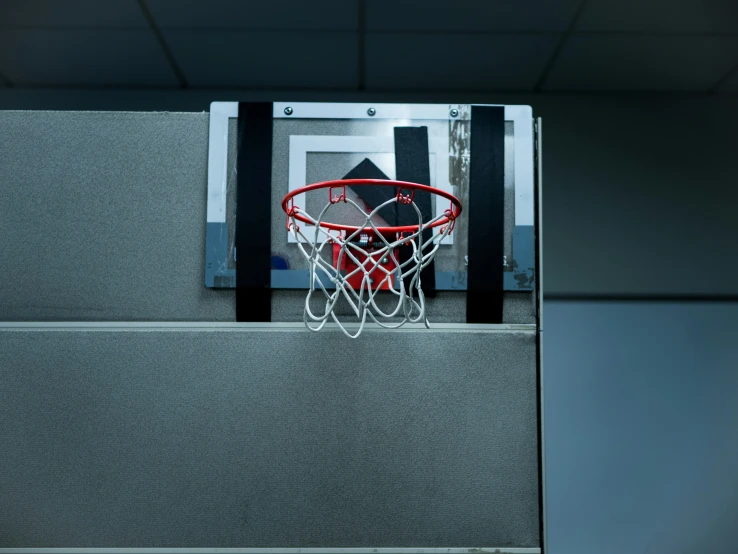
(467, 106, 505, 323)
(394, 126, 436, 297)
(236, 102, 273, 322)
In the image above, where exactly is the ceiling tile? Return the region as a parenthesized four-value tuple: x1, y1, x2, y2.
(366, 33, 560, 90)
(148, 0, 358, 30)
(164, 30, 358, 88)
(0, 30, 178, 85)
(717, 67, 738, 92)
(0, 0, 146, 28)
(367, 0, 581, 31)
(545, 35, 738, 91)
(578, 0, 738, 33)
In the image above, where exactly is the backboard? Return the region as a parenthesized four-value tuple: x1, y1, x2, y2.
(206, 102, 537, 308)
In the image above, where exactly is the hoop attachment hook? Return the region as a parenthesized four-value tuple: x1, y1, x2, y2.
(285, 198, 299, 231)
(329, 184, 346, 204)
(396, 187, 415, 205)
(441, 206, 458, 234)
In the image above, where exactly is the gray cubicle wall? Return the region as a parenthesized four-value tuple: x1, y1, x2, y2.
(0, 110, 534, 324)
(0, 325, 539, 548)
(0, 111, 235, 322)
(0, 110, 542, 550)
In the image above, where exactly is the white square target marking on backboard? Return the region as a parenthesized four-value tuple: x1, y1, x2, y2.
(287, 134, 453, 244)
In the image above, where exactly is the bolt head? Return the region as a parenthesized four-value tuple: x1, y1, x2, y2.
(367, 108, 376, 116)
(450, 108, 459, 118)
(284, 107, 293, 115)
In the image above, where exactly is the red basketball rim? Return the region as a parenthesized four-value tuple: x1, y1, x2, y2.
(281, 178, 462, 235)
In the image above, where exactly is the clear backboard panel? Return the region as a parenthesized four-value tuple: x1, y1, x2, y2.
(206, 102, 535, 297)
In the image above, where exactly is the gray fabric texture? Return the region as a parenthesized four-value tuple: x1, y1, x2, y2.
(0, 110, 533, 323)
(0, 110, 235, 321)
(0, 327, 540, 548)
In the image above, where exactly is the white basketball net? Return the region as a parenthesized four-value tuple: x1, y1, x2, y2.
(286, 189, 457, 339)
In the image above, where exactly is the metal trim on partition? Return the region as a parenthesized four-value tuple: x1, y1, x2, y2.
(535, 117, 547, 554)
(0, 322, 537, 333)
(0, 547, 541, 554)
(536, 118, 544, 333)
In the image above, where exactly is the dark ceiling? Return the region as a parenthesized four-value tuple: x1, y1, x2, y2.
(0, 0, 737, 93)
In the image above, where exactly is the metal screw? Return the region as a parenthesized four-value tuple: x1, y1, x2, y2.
(450, 108, 459, 118)
(367, 107, 376, 116)
(284, 107, 293, 115)
(381, 257, 388, 264)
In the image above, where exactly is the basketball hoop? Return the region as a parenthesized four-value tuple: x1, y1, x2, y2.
(281, 179, 463, 338)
